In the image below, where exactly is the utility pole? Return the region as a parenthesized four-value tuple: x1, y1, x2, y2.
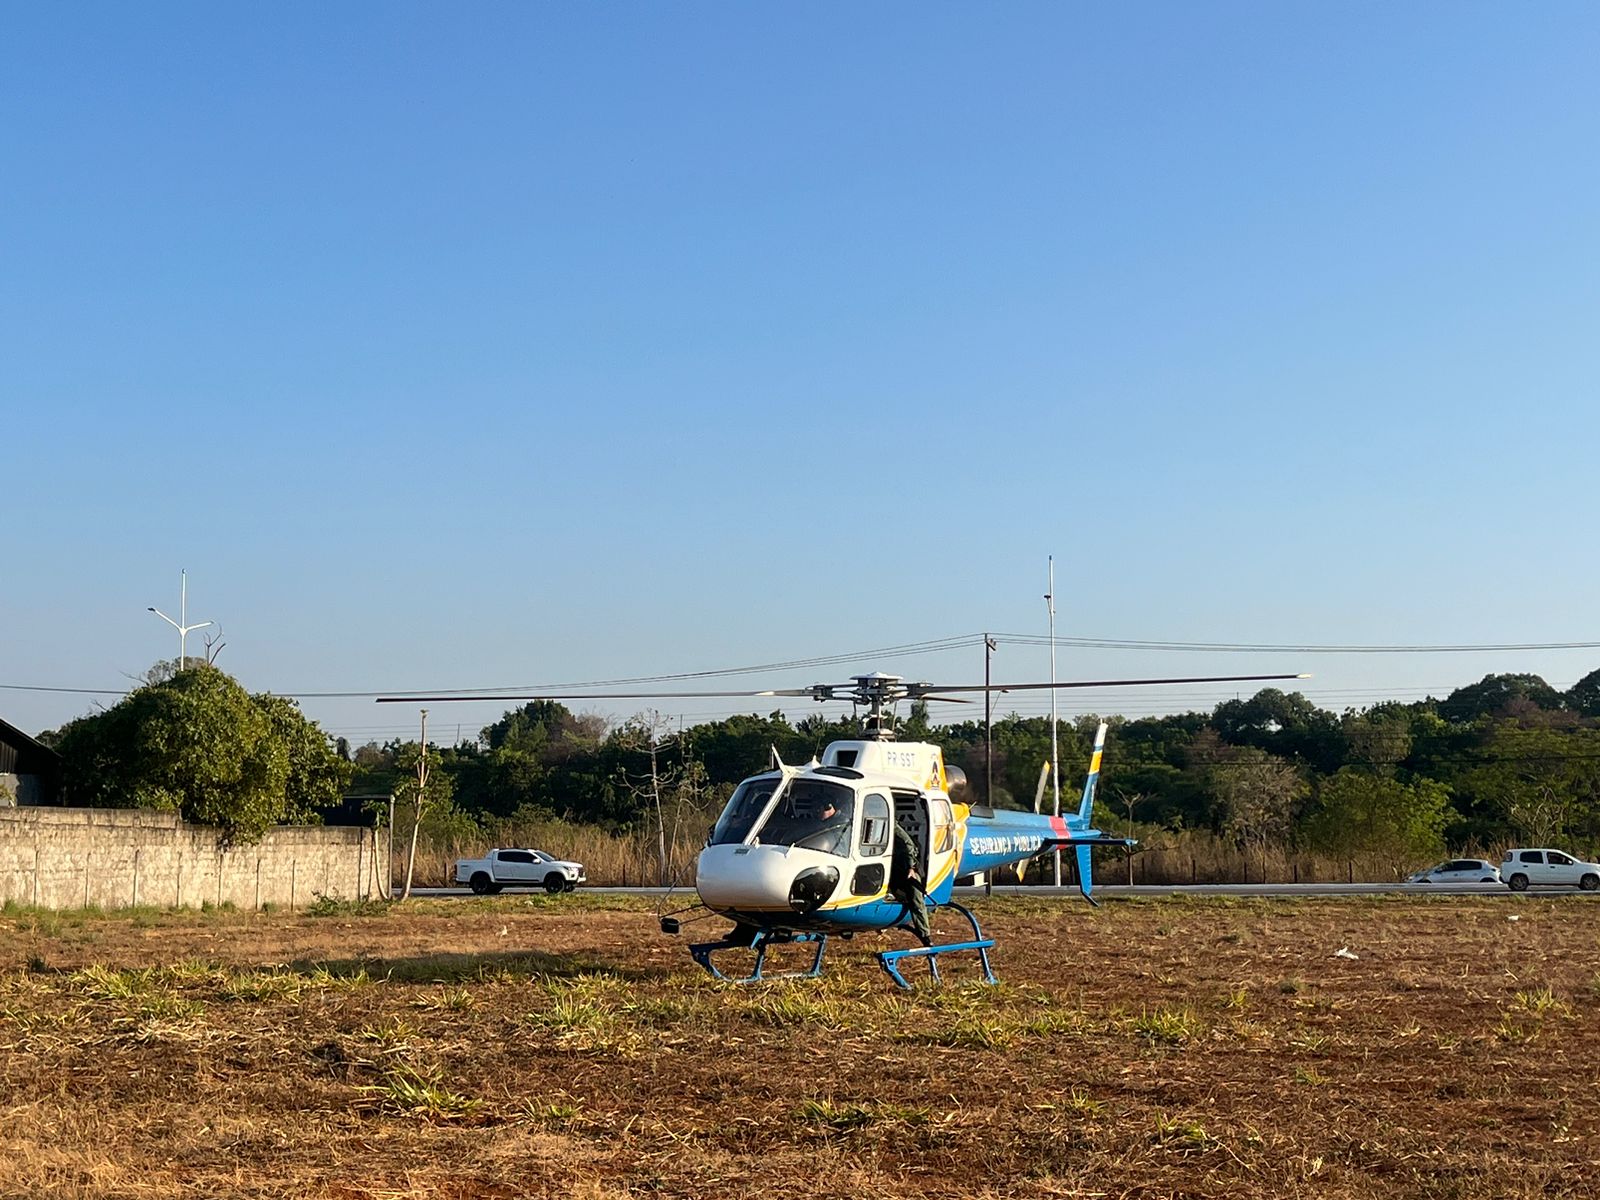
(984, 633, 997, 805)
(1047, 557, 1061, 887)
(401, 709, 427, 901)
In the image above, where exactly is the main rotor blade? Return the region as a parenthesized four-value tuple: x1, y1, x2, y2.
(376, 688, 817, 704)
(377, 673, 1309, 705)
(910, 672, 1310, 695)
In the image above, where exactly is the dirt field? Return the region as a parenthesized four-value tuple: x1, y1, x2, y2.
(1, 893, 1596, 1199)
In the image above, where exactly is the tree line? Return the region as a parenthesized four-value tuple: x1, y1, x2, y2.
(38, 663, 1600, 874)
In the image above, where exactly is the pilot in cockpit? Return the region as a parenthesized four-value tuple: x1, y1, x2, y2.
(777, 788, 853, 855)
(807, 797, 850, 852)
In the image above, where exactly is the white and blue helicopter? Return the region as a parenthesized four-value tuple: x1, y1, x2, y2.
(384, 668, 1302, 988)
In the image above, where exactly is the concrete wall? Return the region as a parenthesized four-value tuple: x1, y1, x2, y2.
(0, 806, 390, 910)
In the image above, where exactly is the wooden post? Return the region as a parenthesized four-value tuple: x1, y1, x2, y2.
(132, 848, 141, 908)
(357, 836, 365, 902)
(255, 859, 262, 911)
(291, 860, 297, 911)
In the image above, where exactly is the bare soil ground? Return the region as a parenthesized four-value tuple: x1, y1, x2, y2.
(1, 894, 1596, 1199)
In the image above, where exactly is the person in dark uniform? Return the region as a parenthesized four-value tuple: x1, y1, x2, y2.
(889, 819, 932, 945)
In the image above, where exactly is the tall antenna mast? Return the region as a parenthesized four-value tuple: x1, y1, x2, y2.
(1047, 556, 1062, 887)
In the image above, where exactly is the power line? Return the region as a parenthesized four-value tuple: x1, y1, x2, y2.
(6, 630, 1596, 702)
(0, 683, 130, 696)
(995, 634, 1600, 654)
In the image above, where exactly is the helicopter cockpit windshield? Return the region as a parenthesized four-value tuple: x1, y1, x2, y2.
(708, 775, 858, 857)
(752, 778, 856, 857)
(709, 775, 780, 846)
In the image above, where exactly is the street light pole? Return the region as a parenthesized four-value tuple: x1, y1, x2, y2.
(147, 569, 213, 670)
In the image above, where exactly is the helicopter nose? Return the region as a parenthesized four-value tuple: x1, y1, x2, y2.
(696, 844, 842, 912)
(695, 844, 796, 909)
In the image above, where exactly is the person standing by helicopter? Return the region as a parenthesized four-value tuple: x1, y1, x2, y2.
(890, 819, 932, 946)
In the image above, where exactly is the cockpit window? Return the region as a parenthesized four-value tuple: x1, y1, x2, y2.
(752, 779, 856, 857)
(709, 776, 780, 846)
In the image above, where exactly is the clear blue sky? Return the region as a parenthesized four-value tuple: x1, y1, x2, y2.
(5, 3, 1599, 745)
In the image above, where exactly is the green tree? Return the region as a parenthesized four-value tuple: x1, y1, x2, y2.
(1440, 674, 1565, 723)
(1212, 689, 1344, 772)
(1449, 723, 1600, 844)
(253, 693, 352, 823)
(1567, 668, 1600, 719)
(1301, 768, 1453, 873)
(1207, 745, 1306, 873)
(54, 665, 321, 843)
(1341, 708, 1413, 773)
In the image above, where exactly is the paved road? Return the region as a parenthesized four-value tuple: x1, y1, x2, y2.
(412, 882, 1594, 899)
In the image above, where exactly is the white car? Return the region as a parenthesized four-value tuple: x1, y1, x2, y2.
(1499, 848, 1600, 892)
(1406, 858, 1501, 885)
(455, 848, 586, 895)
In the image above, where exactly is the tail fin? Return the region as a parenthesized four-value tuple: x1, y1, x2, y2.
(1075, 843, 1095, 905)
(1076, 722, 1108, 823)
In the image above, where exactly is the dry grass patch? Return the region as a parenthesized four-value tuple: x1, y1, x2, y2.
(1, 895, 1599, 1198)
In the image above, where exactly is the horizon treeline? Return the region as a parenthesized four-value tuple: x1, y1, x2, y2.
(343, 668, 1600, 868)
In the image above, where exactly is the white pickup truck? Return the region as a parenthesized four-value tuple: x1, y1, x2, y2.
(455, 848, 586, 895)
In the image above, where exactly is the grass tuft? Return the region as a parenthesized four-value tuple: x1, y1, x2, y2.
(795, 1098, 930, 1133)
(307, 895, 391, 918)
(1153, 1113, 1216, 1153)
(359, 1063, 482, 1122)
(1130, 1005, 1204, 1046)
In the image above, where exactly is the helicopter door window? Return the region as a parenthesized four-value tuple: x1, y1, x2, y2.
(928, 798, 955, 855)
(859, 793, 891, 857)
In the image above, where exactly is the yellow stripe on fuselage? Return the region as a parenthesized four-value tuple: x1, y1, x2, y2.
(821, 887, 889, 911)
(925, 854, 958, 894)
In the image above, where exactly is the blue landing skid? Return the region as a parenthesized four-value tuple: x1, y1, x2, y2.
(877, 901, 999, 991)
(689, 929, 829, 983)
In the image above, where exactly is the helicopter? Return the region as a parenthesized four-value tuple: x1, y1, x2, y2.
(381, 666, 1306, 988)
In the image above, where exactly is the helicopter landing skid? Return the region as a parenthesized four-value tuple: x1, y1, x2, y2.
(877, 900, 998, 991)
(689, 929, 830, 983)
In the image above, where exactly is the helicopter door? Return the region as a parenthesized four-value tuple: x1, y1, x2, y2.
(925, 796, 958, 893)
(892, 794, 928, 878)
(851, 792, 893, 896)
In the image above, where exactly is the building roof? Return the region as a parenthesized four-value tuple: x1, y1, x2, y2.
(0, 715, 62, 776)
